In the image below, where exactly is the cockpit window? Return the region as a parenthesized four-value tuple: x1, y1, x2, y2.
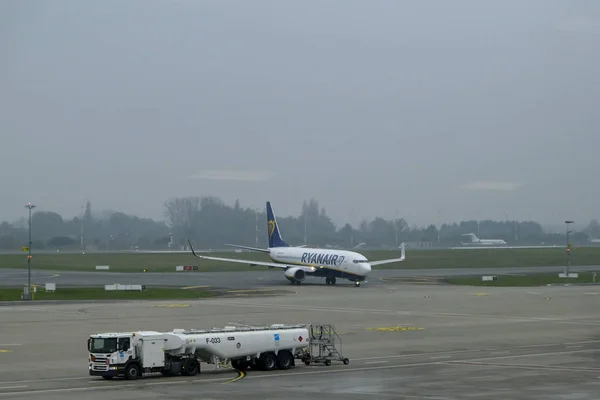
(353, 259, 369, 263)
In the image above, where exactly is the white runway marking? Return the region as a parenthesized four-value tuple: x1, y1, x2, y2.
(489, 351, 511, 356)
(0, 377, 87, 385)
(354, 349, 481, 361)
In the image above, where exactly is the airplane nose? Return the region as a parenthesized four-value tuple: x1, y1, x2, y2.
(363, 263, 372, 275)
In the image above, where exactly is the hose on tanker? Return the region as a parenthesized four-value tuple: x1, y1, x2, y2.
(310, 325, 324, 340)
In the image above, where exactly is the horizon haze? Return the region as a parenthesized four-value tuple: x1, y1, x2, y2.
(2, 0, 599, 229)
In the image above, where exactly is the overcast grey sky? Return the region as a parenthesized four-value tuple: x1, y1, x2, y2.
(2, 0, 599, 228)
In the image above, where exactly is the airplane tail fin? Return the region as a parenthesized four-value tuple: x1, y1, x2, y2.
(462, 233, 478, 242)
(266, 201, 289, 248)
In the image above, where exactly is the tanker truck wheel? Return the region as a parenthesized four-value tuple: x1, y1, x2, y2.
(124, 363, 141, 380)
(181, 358, 200, 376)
(258, 352, 277, 371)
(276, 351, 294, 370)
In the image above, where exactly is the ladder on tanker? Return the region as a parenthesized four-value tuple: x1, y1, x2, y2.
(300, 324, 350, 366)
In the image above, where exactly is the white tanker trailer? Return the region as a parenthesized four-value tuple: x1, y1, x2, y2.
(87, 323, 346, 380)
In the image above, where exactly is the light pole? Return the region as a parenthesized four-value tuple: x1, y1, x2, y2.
(565, 220, 574, 276)
(25, 202, 36, 300)
(350, 208, 355, 247)
(80, 205, 84, 253)
(255, 209, 259, 247)
(304, 212, 307, 246)
(395, 209, 399, 248)
(437, 209, 441, 244)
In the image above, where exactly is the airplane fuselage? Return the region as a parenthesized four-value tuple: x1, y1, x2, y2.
(461, 234, 507, 246)
(472, 239, 507, 245)
(268, 246, 372, 281)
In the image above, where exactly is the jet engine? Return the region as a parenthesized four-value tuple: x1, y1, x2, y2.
(284, 267, 306, 282)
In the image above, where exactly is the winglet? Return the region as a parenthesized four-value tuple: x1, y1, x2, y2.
(367, 242, 406, 266)
(188, 240, 199, 258)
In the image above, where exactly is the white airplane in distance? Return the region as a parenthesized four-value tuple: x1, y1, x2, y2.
(461, 233, 507, 246)
(188, 201, 406, 287)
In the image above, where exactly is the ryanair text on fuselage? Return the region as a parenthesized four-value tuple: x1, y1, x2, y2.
(301, 252, 344, 266)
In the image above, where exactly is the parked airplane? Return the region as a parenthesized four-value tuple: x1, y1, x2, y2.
(188, 201, 406, 287)
(461, 233, 507, 246)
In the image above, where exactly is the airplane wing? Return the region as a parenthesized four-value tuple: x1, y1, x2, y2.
(224, 243, 306, 252)
(189, 240, 289, 269)
(369, 243, 406, 266)
(224, 244, 271, 253)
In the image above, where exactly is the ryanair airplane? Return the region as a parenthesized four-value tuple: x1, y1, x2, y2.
(188, 201, 406, 287)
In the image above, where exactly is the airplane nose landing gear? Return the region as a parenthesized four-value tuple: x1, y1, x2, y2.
(355, 281, 360, 287)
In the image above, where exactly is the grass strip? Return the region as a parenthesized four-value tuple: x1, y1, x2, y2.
(0, 287, 216, 301)
(0, 247, 598, 272)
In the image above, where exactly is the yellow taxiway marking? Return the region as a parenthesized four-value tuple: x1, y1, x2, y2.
(0, 350, 12, 353)
(154, 304, 190, 308)
(471, 293, 489, 296)
(367, 326, 424, 332)
(223, 368, 246, 384)
(227, 289, 282, 293)
(181, 285, 211, 290)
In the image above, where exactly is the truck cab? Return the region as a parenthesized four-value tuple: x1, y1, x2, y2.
(88, 332, 135, 379)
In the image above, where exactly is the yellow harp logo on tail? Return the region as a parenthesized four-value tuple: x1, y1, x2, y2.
(268, 220, 275, 238)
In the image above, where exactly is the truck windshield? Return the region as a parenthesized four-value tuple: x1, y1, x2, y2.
(89, 338, 117, 353)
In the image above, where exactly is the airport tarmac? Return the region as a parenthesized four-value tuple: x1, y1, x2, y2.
(1, 283, 600, 399)
(1, 264, 600, 289)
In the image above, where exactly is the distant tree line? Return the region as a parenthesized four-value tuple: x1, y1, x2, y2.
(0, 197, 599, 251)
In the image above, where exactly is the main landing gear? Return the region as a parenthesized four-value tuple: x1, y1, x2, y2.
(325, 277, 362, 287)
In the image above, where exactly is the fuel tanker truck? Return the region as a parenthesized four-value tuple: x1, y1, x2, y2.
(88, 323, 343, 380)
